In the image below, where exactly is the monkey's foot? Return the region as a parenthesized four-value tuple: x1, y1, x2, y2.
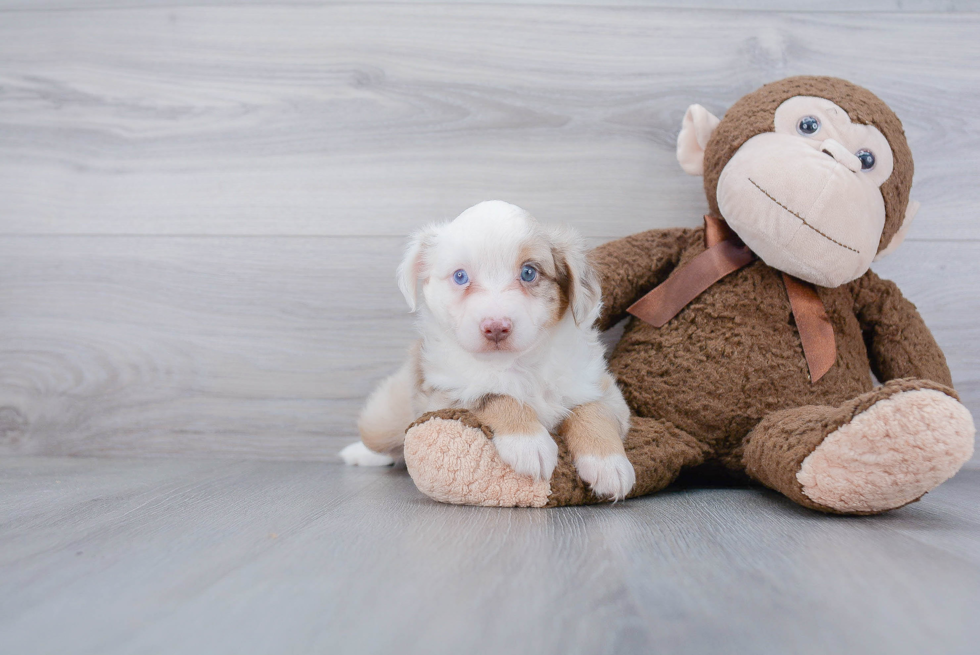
(797, 387, 975, 513)
(403, 410, 552, 507)
(404, 410, 709, 507)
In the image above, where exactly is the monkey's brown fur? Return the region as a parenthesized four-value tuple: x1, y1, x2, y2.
(586, 229, 953, 512)
(405, 77, 973, 513)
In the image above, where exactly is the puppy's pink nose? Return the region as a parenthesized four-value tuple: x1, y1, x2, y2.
(480, 318, 512, 343)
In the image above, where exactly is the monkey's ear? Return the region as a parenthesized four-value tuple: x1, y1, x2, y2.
(874, 200, 920, 261)
(676, 104, 721, 176)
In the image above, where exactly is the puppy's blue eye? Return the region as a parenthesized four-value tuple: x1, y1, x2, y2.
(520, 265, 537, 282)
(797, 116, 820, 136)
(453, 269, 469, 285)
(856, 149, 876, 171)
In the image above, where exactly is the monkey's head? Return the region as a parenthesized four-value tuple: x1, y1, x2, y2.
(677, 76, 918, 288)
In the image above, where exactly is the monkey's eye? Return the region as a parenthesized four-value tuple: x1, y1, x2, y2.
(855, 149, 876, 171)
(453, 269, 469, 285)
(797, 116, 821, 136)
(520, 265, 537, 283)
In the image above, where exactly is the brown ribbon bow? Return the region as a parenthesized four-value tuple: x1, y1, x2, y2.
(627, 215, 837, 383)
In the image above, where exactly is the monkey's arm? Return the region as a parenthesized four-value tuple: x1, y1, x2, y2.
(848, 270, 953, 387)
(591, 228, 696, 331)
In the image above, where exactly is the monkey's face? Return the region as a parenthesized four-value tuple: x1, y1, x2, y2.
(678, 78, 917, 288)
(716, 97, 894, 287)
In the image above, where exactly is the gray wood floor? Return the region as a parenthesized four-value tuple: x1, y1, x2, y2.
(1, 457, 978, 655)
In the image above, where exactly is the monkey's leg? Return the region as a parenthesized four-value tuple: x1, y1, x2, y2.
(402, 411, 707, 507)
(549, 415, 709, 506)
(742, 379, 975, 514)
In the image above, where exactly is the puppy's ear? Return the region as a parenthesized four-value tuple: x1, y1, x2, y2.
(550, 226, 602, 326)
(397, 224, 438, 312)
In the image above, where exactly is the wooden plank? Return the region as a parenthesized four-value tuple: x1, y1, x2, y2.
(0, 235, 975, 460)
(2, 1, 977, 12)
(0, 6, 978, 238)
(0, 236, 412, 459)
(0, 457, 978, 654)
(882, 467, 980, 567)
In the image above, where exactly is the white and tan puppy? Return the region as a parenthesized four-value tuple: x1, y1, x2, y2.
(341, 201, 635, 500)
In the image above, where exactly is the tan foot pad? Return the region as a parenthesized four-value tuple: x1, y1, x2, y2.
(404, 417, 551, 507)
(798, 390, 976, 513)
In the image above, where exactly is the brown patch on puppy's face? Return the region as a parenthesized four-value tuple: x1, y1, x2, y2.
(549, 227, 602, 328)
(549, 275, 571, 326)
(517, 241, 570, 327)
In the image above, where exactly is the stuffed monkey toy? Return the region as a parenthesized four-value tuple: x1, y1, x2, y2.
(401, 76, 976, 513)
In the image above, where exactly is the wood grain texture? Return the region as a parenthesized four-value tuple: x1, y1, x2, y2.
(0, 236, 412, 459)
(0, 6, 978, 238)
(0, 236, 976, 459)
(4, 1, 979, 10)
(0, 457, 978, 655)
(0, 2, 977, 460)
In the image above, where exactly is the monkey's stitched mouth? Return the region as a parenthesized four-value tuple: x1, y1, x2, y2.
(747, 178, 860, 254)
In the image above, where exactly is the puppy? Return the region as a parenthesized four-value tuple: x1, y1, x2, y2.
(341, 201, 635, 500)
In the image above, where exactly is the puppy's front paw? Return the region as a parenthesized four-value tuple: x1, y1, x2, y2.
(340, 441, 395, 467)
(575, 454, 636, 501)
(493, 428, 559, 480)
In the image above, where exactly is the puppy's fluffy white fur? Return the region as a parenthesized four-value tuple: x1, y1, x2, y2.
(342, 201, 634, 500)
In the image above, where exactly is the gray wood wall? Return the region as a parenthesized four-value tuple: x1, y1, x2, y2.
(1, 1, 978, 460)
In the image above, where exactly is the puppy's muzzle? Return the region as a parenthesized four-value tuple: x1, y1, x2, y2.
(480, 318, 512, 344)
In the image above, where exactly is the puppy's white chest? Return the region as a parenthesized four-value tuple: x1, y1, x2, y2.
(423, 355, 595, 432)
